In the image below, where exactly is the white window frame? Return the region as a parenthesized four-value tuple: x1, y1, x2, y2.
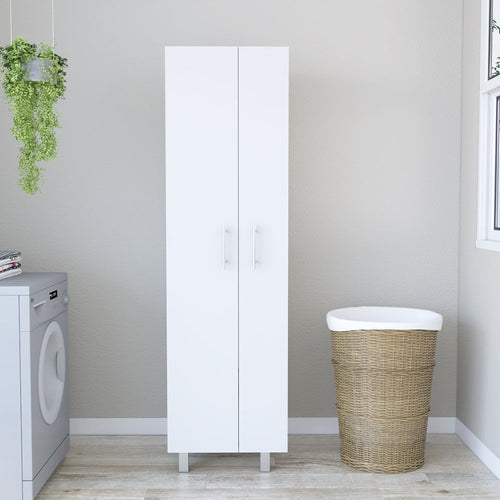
(478, 0, 500, 250)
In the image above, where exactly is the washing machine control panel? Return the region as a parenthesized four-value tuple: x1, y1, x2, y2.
(29, 282, 68, 330)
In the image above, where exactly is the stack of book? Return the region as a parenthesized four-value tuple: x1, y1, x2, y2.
(0, 250, 22, 280)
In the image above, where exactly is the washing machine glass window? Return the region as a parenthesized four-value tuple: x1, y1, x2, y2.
(38, 320, 66, 425)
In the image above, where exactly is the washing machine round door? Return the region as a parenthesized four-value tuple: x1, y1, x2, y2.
(38, 321, 66, 425)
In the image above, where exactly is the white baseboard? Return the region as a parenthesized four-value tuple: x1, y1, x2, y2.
(456, 419, 500, 480)
(70, 416, 456, 436)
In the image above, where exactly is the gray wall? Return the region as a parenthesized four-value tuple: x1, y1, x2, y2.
(0, 0, 461, 418)
(459, 0, 500, 457)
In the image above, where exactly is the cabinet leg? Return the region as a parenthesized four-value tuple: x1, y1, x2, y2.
(179, 453, 189, 473)
(260, 452, 271, 472)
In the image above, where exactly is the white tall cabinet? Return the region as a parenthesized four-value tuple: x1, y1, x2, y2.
(165, 46, 288, 472)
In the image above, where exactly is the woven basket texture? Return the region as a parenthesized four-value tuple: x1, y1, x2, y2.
(333, 365, 434, 418)
(338, 411, 429, 473)
(330, 329, 438, 473)
(330, 329, 437, 371)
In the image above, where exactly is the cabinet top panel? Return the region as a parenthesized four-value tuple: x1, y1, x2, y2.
(165, 46, 289, 51)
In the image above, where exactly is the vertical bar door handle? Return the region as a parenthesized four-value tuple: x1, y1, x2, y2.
(222, 225, 228, 270)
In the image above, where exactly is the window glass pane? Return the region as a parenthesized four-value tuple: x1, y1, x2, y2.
(490, 0, 500, 78)
(495, 96, 500, 229)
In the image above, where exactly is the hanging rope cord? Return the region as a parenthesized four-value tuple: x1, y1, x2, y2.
(51, 0, 55, 57)
(9, 0, 12, 44)
(9, 0, 56, 50)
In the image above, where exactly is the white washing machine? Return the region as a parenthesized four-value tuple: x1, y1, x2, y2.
(0, 272, 69, 499)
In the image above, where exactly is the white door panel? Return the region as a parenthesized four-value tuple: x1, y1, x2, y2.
(238, 47, 289, 452)
(166, 47, 239, 452)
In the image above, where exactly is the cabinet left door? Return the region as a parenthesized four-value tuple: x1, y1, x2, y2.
(166, 47, 239, 452)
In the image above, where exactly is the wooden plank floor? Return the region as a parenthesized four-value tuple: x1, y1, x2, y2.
(38, 435, 500, 499)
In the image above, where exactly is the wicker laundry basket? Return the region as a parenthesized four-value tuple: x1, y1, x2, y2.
(326, 307, 442, 474)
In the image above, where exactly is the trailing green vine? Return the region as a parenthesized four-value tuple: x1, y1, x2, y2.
(0, 37, 67, 194)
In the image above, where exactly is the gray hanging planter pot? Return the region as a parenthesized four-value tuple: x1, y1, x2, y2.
(22, 57, 55, 83)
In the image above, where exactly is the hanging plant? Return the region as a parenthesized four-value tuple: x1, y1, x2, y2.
(0, 37, 67, 194)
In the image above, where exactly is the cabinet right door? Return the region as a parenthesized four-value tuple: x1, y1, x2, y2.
(238, 47, 289, 452)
